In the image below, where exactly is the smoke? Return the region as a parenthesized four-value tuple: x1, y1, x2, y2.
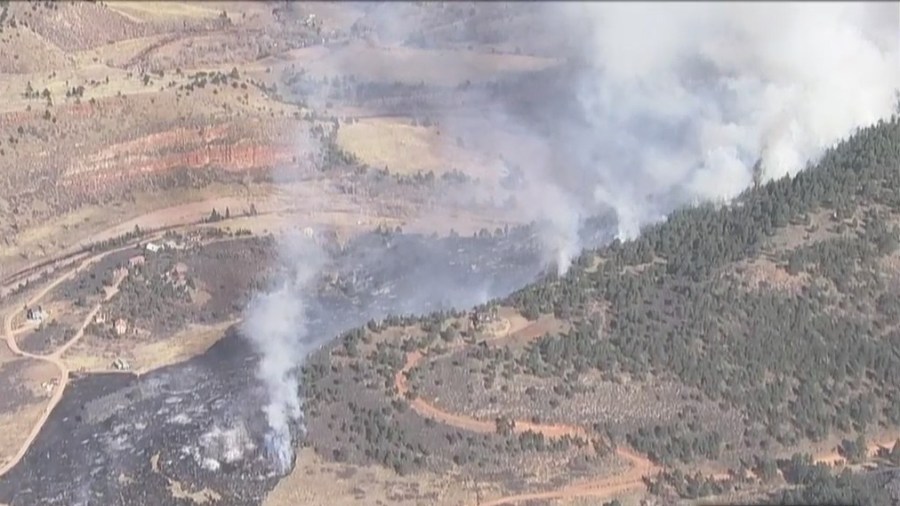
(194, 422, 257, 471)
(556, 1, 899, 241)
(236, 1, 898, 473)
(365, 2, 899, 273)
(240, 231, 327, 474)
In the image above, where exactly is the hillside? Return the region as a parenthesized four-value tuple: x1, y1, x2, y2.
(0, 2, 897, 505)
(0, 0, 561, 282)
(300, 117, 900, 504)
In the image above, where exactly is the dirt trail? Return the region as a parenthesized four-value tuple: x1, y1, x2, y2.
(0, 249, 128, 477)
(0, 191, 401, 476)
(814, 438, 898, 467)
(393, 316, 899, 506)
(0, 191, 410, 298)
(393, 317, 660, 505)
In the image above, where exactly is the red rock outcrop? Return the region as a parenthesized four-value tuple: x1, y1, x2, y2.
(62, 122, 297, 196)
(0, 90, 303, 232)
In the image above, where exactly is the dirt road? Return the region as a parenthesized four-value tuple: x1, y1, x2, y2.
(393, 317, 659, 505)
(0, 190, 408, 476)
(393, 316, 898, 506)
(0, 250, 128, 477)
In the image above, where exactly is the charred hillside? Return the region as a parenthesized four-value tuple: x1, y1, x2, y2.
(308, 116, 900, 503)
(0, 215, 617, 505)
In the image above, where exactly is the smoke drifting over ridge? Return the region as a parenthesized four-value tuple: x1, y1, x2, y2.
(559, 2, 899, 238)
(239, 1, 898, 473)
(424, 2, 900, 269)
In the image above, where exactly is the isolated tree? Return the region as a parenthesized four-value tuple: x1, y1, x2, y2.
(495, 416, 515, 437)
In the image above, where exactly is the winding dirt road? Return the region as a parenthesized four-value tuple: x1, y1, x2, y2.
(0, 191, 417, 479)
(393, 317, 899, 505)
(0, 215, 260, 478)
(393, 318, 660, 505)
(0, 253, 127, 477)
(1, 214, 895, 498)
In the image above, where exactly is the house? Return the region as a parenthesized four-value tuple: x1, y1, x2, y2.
(470, 306, 499, 331)
(163, 239, 183, 250)
(40, 378, 57, 395)
(111, 357, 131, 371)
(166, 262, 189, 287)
(145, 242, 161, 253)
(26, 306, 47, 322)
(94, 311, 107, 324)
(128, 255, 145, 268)
(114, 318, 128, 336)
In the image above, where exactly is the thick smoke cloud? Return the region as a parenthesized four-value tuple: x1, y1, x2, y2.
(237, 0, 898, 474)
(421, 2, 899, 269)
(558, 2, 899, 240)
(241, 227, 327, 474)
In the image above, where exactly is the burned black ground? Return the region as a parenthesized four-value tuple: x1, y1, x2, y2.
(0, 360, 40, 413)
(0, 223, 611, 505)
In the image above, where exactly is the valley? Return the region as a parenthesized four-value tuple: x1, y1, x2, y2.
(0, 2, 898, 506)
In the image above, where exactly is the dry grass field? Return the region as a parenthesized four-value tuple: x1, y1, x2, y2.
(63, 320, 235, 375)
(264, 449, 476, 506)
(0, 0, 553, 282)
(0, 358, 56, 471)
(104, 2, 223, 23)
(336, 115, 503, 179)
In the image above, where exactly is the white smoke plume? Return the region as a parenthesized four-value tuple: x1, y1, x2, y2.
(241, 231, 327, 474)
(194, 422, 257, 471)
(550, 2, 898, 247)
(236, 1, 898, 471)
(403, 2, 899, 272)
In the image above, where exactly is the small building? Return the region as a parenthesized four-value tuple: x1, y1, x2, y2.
(26, 306, 47, 322)
(94, 311, 107, 324)
(165, 262, 189, 287)
(163, 239, 184, 250)
(114, 318, 128, 336)
(145, 242, 161, 253)
(128, 255, 145, 268)
(470, 306, 499, 331)
(112, 357, 131, 371)
(40, 378, 58, 395)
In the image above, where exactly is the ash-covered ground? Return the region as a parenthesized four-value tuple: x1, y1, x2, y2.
(0, 223, 613, 506)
